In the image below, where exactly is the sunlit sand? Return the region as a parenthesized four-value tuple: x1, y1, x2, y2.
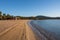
(0, 20, 36, 40)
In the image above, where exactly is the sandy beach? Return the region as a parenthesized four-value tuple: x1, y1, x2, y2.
(0, 20, 37, 40)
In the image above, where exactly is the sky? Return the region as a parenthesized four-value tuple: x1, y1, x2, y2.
(0, 0, 60, 17)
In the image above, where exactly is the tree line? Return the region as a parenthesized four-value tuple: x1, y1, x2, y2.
(0, 11, 36, 20)
(0, 11, 37, 20)
(0, 11, 15, 20)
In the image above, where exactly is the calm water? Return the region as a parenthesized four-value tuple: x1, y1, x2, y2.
(33, 20, 60, 39)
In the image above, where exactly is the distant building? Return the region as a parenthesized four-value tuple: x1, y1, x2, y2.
(15, 16, 20, 20)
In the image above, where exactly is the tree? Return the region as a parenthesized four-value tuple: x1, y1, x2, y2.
(6, 14, 10, 19)
(0, 11, 2, 16)
(0, 11, 2, 20)
(2, 13, 6, 20)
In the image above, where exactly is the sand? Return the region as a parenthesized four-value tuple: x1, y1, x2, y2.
(0, 20, 36, 40)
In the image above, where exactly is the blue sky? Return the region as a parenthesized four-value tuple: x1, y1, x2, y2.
(0, 0, 60, 17)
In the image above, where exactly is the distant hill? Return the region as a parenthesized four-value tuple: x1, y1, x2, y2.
(35, 15, 51, 19)
(35, 15, 60, 19)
